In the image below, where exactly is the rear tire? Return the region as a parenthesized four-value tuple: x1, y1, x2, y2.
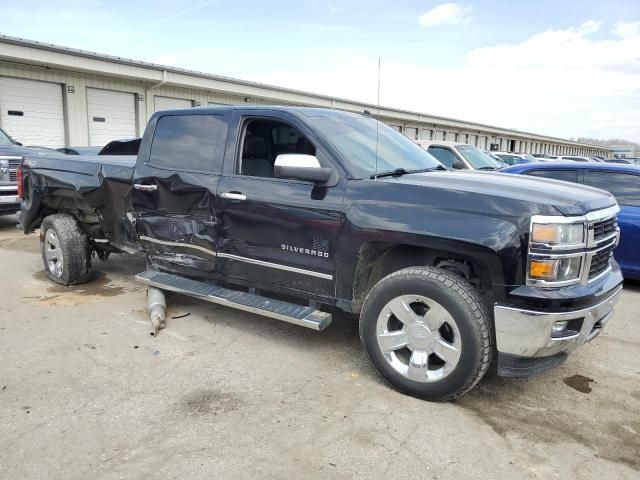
(359, 266, 492, 401)
(40, 214, 92, 286)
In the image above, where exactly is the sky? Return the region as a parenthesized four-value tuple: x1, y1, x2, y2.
(1, 0, 640, 142)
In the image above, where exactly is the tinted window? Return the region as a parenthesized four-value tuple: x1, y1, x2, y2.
(149, 115, 228, 172)
(584, 171, 640, 207)
(428, 147, 459, 169)
(271, 125, 305, 155)
(526, 169, 579, 183)
(304, 113, 441, 177)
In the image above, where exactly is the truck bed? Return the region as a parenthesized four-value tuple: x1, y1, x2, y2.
(20, 154, 138, 248)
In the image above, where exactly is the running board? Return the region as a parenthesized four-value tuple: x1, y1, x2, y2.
(135, 270, 332, 331)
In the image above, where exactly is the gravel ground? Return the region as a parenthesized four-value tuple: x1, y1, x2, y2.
(0, 214, 638, 480)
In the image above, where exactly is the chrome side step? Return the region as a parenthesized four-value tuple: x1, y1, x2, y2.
(135, 270, 332, 331)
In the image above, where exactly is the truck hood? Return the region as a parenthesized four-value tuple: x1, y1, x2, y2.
(385, 170, 616, 216)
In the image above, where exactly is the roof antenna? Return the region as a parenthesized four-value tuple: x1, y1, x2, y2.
(374, 58, 381, 180)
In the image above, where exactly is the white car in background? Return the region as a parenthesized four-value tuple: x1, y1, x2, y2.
(554, 155, 599, 163)
(415, 140, 505, 171)
(492, 151, 545, 166)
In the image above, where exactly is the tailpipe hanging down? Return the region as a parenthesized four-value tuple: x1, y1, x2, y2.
(147, 287, 166, 337)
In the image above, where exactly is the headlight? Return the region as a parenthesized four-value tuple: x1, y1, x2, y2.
(530, 222, 585, 247)
(528, 215, 587, 286)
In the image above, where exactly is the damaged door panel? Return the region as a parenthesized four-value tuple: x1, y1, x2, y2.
(131, 111, 231, 272)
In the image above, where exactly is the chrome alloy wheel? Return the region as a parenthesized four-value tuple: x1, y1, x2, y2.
(44, 230, 64, 278)
(376, 295, 462, 383)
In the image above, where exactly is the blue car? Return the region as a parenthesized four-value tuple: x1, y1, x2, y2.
(502, 162, 640, 280)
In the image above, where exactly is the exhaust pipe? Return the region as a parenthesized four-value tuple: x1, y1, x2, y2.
(147, 287, 166, 337)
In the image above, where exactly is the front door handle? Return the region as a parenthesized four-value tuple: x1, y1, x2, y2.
(134, 184, 158, 192)
(221, 192, 247, 201)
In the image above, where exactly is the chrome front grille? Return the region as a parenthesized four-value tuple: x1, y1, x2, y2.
(8, 158, 21, 182)
(584, 206, 619, 281)
(588, 244, 614, 279)
(592, 217, 617, 242)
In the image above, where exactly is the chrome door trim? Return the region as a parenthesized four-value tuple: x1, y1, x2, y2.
(217, 252, 333, 280)
(139, 235, 333, 280)
(140, 235, 217, 256)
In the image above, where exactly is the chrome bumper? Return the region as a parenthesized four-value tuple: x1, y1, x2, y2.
(0, 194, 19, 205)
(494, 287, 622, 357)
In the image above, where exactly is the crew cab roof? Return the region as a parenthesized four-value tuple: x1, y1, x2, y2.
(149, 105, 363, 118)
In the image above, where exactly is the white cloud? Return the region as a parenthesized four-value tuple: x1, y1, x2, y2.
(614, 21, 640, 38)
(256, 21, 640, 142)
(139, 19, 640, 141)
(418, 3, 472, 28)
(467, 20, 640, 71)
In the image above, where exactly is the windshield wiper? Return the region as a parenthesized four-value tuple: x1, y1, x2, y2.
(477, 166, 497, 171)
(370, 166, 445, 179)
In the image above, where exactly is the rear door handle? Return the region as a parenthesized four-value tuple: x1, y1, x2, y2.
(134, 184, 158, 192)
(221, 192, 247, 201)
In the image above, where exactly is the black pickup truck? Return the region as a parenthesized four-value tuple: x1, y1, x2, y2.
(18, 106, 623, 400)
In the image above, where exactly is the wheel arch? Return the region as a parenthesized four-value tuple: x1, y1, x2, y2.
(350, 240, 499, 313)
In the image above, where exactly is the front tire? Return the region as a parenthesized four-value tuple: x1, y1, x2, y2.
(359, 266, 492, 401)
(40, 214, 92, 285)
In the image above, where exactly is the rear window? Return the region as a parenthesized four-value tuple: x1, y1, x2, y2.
(149, 114, 228, 172)
(584, 171, 640, 207)
(526, 169, 579, 183)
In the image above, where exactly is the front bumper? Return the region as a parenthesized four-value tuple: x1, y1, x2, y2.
(494, 285, 622, 360)
(0, 189, 20, 213)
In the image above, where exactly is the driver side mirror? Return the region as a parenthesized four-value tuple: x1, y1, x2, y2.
(274, 154, 334, 184)
(452, 158, 466, 169)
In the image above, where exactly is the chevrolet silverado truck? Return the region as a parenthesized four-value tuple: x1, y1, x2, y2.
(17, 106, 623, 401)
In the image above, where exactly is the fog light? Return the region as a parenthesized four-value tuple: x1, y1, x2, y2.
(552, 321, 569, 334)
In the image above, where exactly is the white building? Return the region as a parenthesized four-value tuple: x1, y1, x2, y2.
(610, 144, 635, 158)
(0, 34, 610, 157)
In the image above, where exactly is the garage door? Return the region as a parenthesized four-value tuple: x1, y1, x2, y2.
(154, 96, 192, 112)
(0, 77, 65, 148)
(87, 88, 136, 147)
(404, 127, 418, 140)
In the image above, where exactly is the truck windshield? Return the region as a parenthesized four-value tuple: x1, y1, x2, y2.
(456, 145, 504, 169)
(0, 129, 14, 146)
(305, 112, 442, 178)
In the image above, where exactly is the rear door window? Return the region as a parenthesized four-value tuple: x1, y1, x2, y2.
(584, 171, 640, 207)
(149, 114, 228, 173)
(526, 169, 579, 183)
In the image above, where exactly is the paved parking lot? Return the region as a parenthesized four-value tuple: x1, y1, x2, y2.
(0, 214, 638, 480)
